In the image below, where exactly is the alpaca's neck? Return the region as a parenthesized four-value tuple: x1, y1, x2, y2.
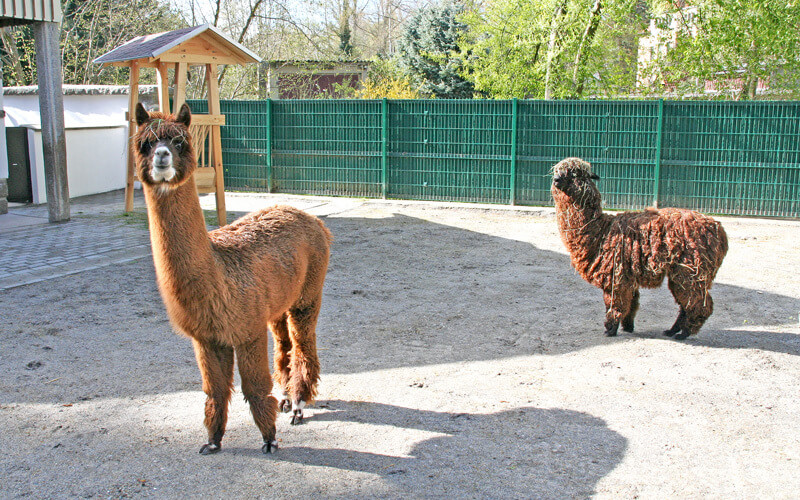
(144, 179, 220, 300)
(554, 195, 609, 264)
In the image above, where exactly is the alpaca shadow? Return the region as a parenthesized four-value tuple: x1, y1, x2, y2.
(279, 400, 626, 499)
(672, 328, 800, 356)
(627, 281, 800, 356)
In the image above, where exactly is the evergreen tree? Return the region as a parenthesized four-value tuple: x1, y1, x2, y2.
(396, 1, 476, 98)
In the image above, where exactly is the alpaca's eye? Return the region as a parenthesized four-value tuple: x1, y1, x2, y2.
(140, 140, 153, 154)
(173, 139, 184, 151)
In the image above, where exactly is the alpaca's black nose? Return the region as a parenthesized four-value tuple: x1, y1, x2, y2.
(553, 174, 568, 189)
(153, 146, 172, 168)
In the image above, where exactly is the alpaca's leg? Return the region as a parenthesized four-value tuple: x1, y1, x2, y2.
(621, 288, 640, 333)
(667, 272, 714, 340)
(236, 336, 279, 454)
(676, 291, 714, 340)
(269, 314, 292, 413)
(603, 287, 633, 337)
(663, 308, 686, 337)
(192, 339, 234, 455)
(286, 300, 322, 425)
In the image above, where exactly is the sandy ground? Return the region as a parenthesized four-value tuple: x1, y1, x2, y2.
(2, 193, 799, 499)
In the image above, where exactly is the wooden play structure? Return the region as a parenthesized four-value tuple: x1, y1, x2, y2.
(95, 24, 261, 225)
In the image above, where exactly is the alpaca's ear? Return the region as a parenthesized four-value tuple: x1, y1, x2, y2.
(590, 173, 600, 180)
(176, 103, 192, 128)
(135, 102, 150, 126)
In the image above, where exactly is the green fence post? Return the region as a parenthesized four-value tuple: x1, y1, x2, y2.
(652, 98, 664, 208)
(509, 98, 519, 205)
(266, 98, 273, 193)
(381, 98, 388, 199)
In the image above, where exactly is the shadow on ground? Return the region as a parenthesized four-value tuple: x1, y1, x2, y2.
(1, 212, 798, 405)
(271, 399, 627, 499)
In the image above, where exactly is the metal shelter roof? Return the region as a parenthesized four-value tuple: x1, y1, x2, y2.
(0, 0, 62, 26)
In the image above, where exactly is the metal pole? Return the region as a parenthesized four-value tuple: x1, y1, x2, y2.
(266, 98, 273, 193)
(510, 98, 519, 205)
(381, 98, 388, 199)
(653, 98, 664, 208)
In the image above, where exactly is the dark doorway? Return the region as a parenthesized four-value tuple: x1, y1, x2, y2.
(6, 127, 32, 203)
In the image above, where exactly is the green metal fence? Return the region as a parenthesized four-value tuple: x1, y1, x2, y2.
(187, 99, 800, 218)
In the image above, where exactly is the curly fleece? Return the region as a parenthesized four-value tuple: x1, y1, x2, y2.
(551, 157, 728, 339)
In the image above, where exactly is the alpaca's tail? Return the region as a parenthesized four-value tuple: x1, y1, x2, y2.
(318, 219, 333, 246)
(697, 219, 728, 285)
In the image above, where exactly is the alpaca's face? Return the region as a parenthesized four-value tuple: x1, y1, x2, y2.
(551, 157, 600, 198)
(134, 103, 196, 190)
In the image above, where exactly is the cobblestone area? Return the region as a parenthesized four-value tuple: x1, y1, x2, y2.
(0, 189, 358, 292)
(0, 191, 152, 291)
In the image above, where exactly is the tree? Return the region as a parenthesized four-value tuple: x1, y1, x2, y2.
(338, 0, 356, 57)
(0, 26, 36, 86)
(459, 0, 645, 99)
(643, 0, 800, 99)
(1, 0, 183, 86)
(396, 1, 476, 98)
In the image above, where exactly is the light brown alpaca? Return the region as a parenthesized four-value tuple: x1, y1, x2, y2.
(134, 103, 332, 454)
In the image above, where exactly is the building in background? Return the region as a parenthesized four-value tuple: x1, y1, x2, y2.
(3, 85, 158, 205)
(260, 61, 371, 99)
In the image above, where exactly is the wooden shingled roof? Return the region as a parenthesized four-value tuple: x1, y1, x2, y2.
(94, 24, 261, 67)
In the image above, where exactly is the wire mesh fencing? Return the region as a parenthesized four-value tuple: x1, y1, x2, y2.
(186, 99, 800, 218)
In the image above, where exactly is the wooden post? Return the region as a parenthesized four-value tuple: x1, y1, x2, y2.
(205, 63, 226, 225)
(173, 62, 188, 114)
(156, 62, 170, 113)
(124, 61, 140, 212)
(33, 21, 70, 222)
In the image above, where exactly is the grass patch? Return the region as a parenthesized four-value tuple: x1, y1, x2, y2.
(114, 210, 149, 229)
(103, 208, 225, 230)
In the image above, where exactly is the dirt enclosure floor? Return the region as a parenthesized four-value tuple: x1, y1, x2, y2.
(2, 193, 800, 499)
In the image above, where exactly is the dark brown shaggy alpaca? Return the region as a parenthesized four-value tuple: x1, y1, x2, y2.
(134, 103, 332, 454)
(551, 157, 727, 340)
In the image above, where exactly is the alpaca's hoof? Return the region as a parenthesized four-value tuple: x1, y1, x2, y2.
(290, 410, 304, 425)
(279, 399, 292, 413)
(663, 329, 677, 337)
(262, 440, 278, 454)
(604, 321, 619, 337)
(622, 322, 634, 333)
(673, 331, 691, 340)
(199, 443, 220, 455)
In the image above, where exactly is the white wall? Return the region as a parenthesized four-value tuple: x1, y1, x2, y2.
(4, 90, 130, 202)
(27, 126, 128, 203)
(4, 92, 129, 129)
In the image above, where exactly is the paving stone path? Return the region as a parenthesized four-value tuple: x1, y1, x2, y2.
(0, 189, 358, 292)
(0, 191, 152, 291)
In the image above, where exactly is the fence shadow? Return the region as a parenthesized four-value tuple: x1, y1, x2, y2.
(274, 399, 626, 500)
(1, 211, 797, 405)
(317, 213, 800, 374)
